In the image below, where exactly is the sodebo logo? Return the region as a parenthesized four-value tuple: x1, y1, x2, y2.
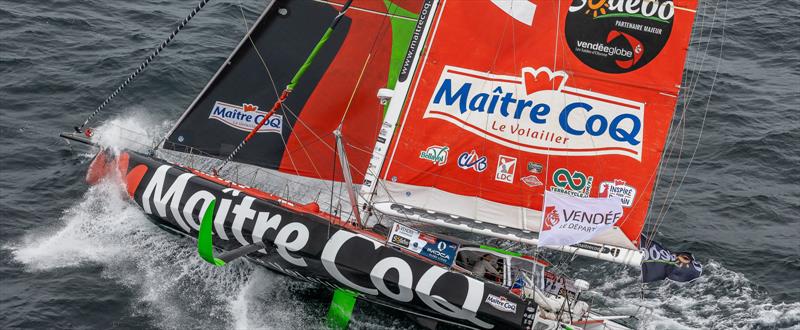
(424, 66, 645, 160)
(569, 0, 675, 22)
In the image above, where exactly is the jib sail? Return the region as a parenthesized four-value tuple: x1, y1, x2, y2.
(162, 0, 423, 181)
(367, 0, 698, 250)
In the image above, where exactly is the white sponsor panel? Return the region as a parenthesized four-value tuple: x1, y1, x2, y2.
(424, 66, 645, 160)
(209, 101, 283, 133)
(490, 0, 537, 26)
(539, 191, 624, 246)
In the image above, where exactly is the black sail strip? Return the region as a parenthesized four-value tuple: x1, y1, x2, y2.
(162, 0, 349, 170)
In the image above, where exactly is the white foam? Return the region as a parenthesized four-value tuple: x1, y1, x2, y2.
(577, 260, 800, 329)
(90, 109, 173, 154)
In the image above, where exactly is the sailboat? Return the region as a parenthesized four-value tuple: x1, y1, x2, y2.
(63, 0, 703, 328)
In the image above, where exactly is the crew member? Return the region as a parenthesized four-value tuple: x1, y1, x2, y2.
(472, 254, 501, 282)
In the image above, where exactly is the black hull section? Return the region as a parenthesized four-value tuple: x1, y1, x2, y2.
(106, 151, 532, 329)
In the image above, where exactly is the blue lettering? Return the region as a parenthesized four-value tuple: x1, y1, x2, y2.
(586, 115, 608, 136)
(559, 102, 641, 146)
(528, 104, 550, 124)
(212, 106, 228, 117)
(610, 114, 641, 145)
(513, 100, 533, 119)
(559, 102, 590, 135)
(433, 79, 471, 114)
(488, 87, 502, 114)
(469, 93, 488, 112)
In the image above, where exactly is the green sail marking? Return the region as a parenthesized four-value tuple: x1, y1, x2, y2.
(326, 288, 358, 329)
(382, 0, 418, 115)
(287, 27, 335, 91)
(198, 199, 226, 266)
(479, 245, 523, 258)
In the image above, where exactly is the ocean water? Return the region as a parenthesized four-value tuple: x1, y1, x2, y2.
(1, 0, 798, 329)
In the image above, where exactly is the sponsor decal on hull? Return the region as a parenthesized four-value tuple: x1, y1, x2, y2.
(424, 66, 644, 160)
(209, 101, 283, 133)
(485, 294, 517, 313)
(388, 223, 459, 267)
(125, 155, 524, 329)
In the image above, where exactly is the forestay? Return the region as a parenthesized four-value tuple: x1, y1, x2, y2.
(162, 0, 424, 181)
(366, 0, 698, 250)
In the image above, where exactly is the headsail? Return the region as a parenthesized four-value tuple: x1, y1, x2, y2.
(162, 0, 424, 181)
(366, 0, 699, 250)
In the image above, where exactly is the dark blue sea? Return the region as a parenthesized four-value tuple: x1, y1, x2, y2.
(1, 0, 798, 329)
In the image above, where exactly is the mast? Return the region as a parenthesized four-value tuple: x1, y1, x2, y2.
(360, 0, 439, 204)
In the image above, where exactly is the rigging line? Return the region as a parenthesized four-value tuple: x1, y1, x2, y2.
(238, 1, 280, 98)
(681, 2, 710, 111)
(646, 0, 723, 244)
(653, 0, 727, 242)
(278, 104, 326, 178)
(637, 0, 718, 233)
(650, 103, 688, 237)
(313, 0, 417, 21)
(536, 0, 564, 262)
(281, 104, 336, 152)
(75, 0, 212, 133)
(216, 0, 355, 173)
(339, 53, 372, 124)
(235, 1, 324, 180)
(681, 2, 715, 115)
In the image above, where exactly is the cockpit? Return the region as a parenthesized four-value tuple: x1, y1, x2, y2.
(453, 247, 546, 294)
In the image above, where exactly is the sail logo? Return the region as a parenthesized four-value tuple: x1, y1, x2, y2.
(424, 66, 644, 160)
(495, 155, 517, 183)
(550, 168, 593, 198)
(599, 179, 637, 207)
(542, 206, 560, 231)
(209, 101, 283, 134)
(565, 0, 674, 73)
(419, 145, 449, 165)
(457, 150, 488, 172)
(520, 175, 543, 187)
(568, 0, 675, 22)
(574, 30, 644, 69)
(527, 161, 543, 174)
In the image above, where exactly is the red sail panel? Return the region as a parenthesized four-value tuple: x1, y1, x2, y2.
(279, 1, 423, 181)
(380, 0, 698, 248)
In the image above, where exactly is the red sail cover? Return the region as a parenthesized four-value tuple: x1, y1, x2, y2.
(281, 0, 424, 181)
(380, 0, 698, 249)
